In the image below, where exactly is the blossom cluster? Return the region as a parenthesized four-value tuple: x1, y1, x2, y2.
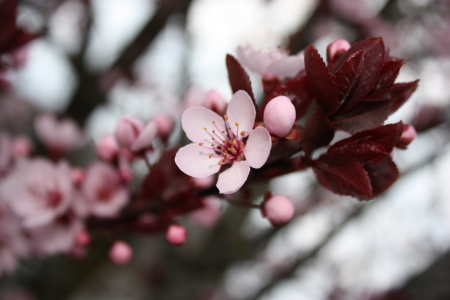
(0, 1, 418, 276)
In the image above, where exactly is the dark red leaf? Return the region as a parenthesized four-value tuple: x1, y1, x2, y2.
(332, 37, 384, 74)
(370, 80, 418, 114)
(332, 101, 391, 134)
(335, 38, 385, 113)
(304, 45, 339, 115)
(364, 157, 399, 197)
(328, 122, 403, 164)
(301, 109, 335, 157)
(226, 54, 255, 106)
(0, 30, 39, 54)
(260, 70, 314, 121)
(373, 58, 404, 91)
(0, 0, 17, 47)
(332, 50, 364, 103)
(313, 153, 373, 200)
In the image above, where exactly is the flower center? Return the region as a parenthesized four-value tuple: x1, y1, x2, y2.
(199, 115, 247, 165)
(28, 178, 63, 208)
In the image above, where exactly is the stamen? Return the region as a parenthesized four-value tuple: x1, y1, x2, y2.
(240, 131, 246, 136)
(223, 115, 229, 120)
(209, 154, 213, 158)
(199, 143, 203, 146)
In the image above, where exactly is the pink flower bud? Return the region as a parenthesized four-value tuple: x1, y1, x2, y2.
(327, 39, 351, 63)
(154, 114, 175, 140)
(203, 90, 227, 115)
(165, 224, 187, 246)
(75, 230, 91, 247)
(109, 241, 132, 265)
(396, 124, 417, 149)
(114, 116, 144, 149)
(11, 136, 33, 158)
(263, 96, 296, 137)
(261, 194, 294, 226)
(96, 135, 119, 161)
(71, 167, 85, 186)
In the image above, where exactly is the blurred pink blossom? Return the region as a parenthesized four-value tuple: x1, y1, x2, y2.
(81, 162, 129, 218)
(236, 45, 304, 79)
(0, 159, 73, 228)
(35, 115, 84, 154)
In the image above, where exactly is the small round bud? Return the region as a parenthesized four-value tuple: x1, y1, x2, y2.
(204, 90, 227, 115)
(11, 136, 33, 158)
(75, 230, 91, 247)
(327, 39, 351, 63)
(96, 135, 119, 161)
(165, 224, 187, 246)
(396, 124, 417, 149)
(261, 194, 294, 226)
(71, 167, 85, 186)
(114, 116, 144, 149)
(263, 96, 296, 137)
(109, 240, 132, 265)
(154, 114, 175, 140)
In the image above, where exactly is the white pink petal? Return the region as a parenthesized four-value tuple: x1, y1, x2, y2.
(216, 161, 250, 194)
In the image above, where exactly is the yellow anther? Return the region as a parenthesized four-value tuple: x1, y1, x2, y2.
(203, 127, 207, 130)
(240, 131, 246, 136)
(199, 143, 203, 146)
(232, 141, 237, 145)
(212, 121, 215, 123)
(218, 161, 224, 165)
(223, 115, 229, 120)
(235, 122, 239, 126)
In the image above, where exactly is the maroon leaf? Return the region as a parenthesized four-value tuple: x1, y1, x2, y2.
(332, 101, 391, 134)
(332, 50, 364, 103)
(366, 80, 419, 115)
(332, 37, 384, 73)
(301, 109, 335, 157)
(364, 157, 399, 197)
(0, 0, 17, 47)
(226, 54, 255, 106)
(335, 38, 385, 113)
(328, 122, 403, 164)
(373, 58, 404, 91)
(304, 45, 339, 115)
(260, 70, 314, 121)
(313, 153, 373, 200)
(0, 30, 38, 54)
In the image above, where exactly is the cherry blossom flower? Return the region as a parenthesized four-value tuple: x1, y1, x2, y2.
(0, 159, 73, 228)
(81, 162, 129, 218)
(236, 45, 304, 79)
(34, 115, 84, 154)
(175, 90, 272, 194)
